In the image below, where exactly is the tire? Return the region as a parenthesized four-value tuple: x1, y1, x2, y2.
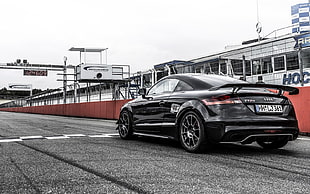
(179, 111, 206, 153)
(256, 138, 288, 149)
(118, 110, 133, 139)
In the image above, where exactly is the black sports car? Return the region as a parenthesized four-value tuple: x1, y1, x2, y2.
(117, 74, 299, 152)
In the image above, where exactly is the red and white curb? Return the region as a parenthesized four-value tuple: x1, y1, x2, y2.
(0, 133, 119, 143)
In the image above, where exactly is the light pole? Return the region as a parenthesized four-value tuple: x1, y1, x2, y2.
(242, 55, 246, 81)
(256, 0, 262, 41)
(63, 56, 67, 104)
(298, 44, 304, 86)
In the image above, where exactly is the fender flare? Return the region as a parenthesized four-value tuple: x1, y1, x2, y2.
(175, 100, 210, 132)
(116, 103, 133, 124)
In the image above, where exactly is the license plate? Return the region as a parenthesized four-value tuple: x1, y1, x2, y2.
(255, 104, 283, 113)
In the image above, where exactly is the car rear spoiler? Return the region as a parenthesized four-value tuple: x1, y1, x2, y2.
(209, 83, 299, 95)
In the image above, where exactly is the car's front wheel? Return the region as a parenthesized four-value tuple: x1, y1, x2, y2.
(118, 110, 133, 139)
(179, 111, 206, 153)
(256, 138, 288, 149)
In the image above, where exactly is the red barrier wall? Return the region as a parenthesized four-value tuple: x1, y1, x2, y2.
(286, 86, 310, 135)
(0, 99, 132, 120)
(0, 88, 310, 134)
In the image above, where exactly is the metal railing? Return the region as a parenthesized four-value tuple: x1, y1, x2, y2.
(0, 82, 137, 108)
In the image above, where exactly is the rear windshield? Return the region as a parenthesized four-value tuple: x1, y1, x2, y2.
(194, 75, 246, 88)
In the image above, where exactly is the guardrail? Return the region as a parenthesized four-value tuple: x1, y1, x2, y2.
(0, 83, 132, 108)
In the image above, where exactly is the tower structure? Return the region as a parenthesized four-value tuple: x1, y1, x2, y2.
(292, 3, 310, 33)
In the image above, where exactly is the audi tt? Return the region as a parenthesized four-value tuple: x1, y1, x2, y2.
(117, 74, 299, 153)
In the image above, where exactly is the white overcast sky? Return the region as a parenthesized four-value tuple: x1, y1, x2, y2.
(0, 0, 307, 89)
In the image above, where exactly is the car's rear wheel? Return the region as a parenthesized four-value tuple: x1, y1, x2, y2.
(256, 138, 288, 149)
(179, 111, 206, 153)
(118, 110, 133, 139)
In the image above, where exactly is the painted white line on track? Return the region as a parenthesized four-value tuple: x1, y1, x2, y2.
(106, 133, 119, 136)
(20, 136, 44, 140)
(0, 139, 23, 143)
(45, 136, 70, 140)
(0, 133, 120, 143)
(298, 137, 310, 141)
(88, 134, 113, 138)
(88, 133, 119, 138)
(64, 134, 87, 137)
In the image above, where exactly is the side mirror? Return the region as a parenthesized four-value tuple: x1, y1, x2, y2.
(138, 88, 147, 98)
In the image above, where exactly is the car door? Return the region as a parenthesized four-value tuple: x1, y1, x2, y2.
(132, 78, 179, 134)
(161, 80, 195, 137)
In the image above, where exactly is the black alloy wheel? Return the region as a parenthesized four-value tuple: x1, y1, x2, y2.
(179, 111, 206, 153)
(256, 138, 289, 149)
(118, 110, 133, 139)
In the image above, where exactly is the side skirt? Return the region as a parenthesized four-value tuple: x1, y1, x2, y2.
(133, 132, 175, 140)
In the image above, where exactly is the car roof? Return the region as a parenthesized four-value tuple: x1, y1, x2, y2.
(163, 74, 246, 90)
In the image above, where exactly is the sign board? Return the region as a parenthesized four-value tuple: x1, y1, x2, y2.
(294, 33, 310, 48)
(76, 64, 123, 82)
(24, 69, 48, 76)
(292, 3, 310, 33)
(283, 71, 310, 85)
(8, 84, 32, 91)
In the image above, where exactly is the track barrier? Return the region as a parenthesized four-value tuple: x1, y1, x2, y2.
(286, 86, 310, 135)
(0, 99, 131, 120)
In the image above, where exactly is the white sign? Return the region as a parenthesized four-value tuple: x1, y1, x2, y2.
(8, 84, 32, 91)
(77, 64, 123, 81)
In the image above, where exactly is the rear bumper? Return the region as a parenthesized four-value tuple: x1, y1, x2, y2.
(205, 121, 299, 144)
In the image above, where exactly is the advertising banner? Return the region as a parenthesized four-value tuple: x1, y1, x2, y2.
(292, 3, 310, 33)
(294, 33, 310, 48)
(8, 84, 32, 91)
(24, 69, 48, 76)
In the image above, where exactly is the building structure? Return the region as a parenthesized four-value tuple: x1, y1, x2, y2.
(135, 31, 310, 88)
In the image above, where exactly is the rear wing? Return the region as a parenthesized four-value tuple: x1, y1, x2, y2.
(209, 83, 299, 95)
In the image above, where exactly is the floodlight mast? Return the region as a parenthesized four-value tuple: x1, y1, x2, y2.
(256, 0, 262, 42)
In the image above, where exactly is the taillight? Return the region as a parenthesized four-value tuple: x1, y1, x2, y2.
(202, 95, 242, 105)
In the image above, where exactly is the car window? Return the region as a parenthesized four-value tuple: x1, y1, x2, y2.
(148, 79, 179, 95)
(174, 80, 194, 92)
(195, 75, 245, 88)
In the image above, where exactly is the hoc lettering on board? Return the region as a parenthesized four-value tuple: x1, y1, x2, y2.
(283, 72, 310, 85)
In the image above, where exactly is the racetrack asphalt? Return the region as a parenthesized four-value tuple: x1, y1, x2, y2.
(1, 112, 310, 193)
